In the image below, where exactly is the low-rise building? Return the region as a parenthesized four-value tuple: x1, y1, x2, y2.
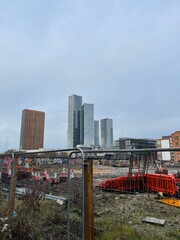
(114, 137, 156, 160)
(171, 131, 180, 165)
(156, 136, 172, 162)
(157, 131, 180, 165)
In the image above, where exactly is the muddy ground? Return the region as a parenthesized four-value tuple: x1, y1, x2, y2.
(0, 164, 180, 239)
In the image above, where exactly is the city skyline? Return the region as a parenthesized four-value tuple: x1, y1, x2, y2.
(1, 94, 180, 152)
(67, 94, 114, 149)
(1, 1, 180, 152)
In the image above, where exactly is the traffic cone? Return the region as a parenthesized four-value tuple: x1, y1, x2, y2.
(6, 164, 11, 174)
(37, 171, 41, 180)
(44, 169, 47, 178)
(18, 158, 22, 170)
(46, 172, 50, 182)
(34, 171, 37, 179)
(24, 162, 30, 172)
(53, 171, 58, 183)
(70, 169, 75, 179)
(31, 171, 35, 179)
(61, 168, 66, 177)
(8, 168, 11, 177)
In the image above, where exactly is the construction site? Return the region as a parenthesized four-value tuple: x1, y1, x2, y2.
(0, 148, 180, 240)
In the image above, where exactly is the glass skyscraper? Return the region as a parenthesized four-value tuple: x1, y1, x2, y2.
(100, 118, 113, 149)
(94, 120, 100, 146)
(67, 94, 82, 148)
(80, 103, 94, 146)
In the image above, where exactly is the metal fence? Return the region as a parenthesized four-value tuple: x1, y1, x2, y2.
(0, 148, 180, 240)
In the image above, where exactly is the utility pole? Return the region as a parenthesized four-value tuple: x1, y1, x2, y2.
(84, 157, 94, 240)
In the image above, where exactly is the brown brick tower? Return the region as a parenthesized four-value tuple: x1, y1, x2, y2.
(19, 109, 45, 150)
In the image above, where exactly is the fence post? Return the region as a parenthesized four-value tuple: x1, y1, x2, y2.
(8, 154, 18, 215)
(84, 157, 94, 240)
(67, 153, 71, 240)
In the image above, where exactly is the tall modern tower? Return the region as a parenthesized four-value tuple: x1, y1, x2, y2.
(67, 94, 82, 148)
(94, 120, 100, 146)
(100, 118, 113, 149)
(19, 109, 45, 150)
(80, 103, 94, 146)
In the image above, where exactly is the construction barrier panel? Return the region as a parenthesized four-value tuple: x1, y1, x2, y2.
(97, 174, 179, 196)
(144, 174, 178, 196)
(98, 175, 145, 192)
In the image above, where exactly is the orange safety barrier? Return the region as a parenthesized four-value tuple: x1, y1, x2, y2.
(97, 173, 179, 196)
(144, 174, 178, 196)
(98, 175, 144, 192)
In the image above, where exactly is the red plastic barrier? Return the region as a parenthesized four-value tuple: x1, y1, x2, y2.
(97, 173, 179, 195)
(98, 175, 144, 192)
(144, 174, 178, 196)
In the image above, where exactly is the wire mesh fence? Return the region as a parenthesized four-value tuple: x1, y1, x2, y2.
(0, 149, 180, 239)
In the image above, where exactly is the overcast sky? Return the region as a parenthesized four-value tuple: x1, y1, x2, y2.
(0, 0, 180, 152)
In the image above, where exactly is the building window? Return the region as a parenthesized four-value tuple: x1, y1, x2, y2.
(178, 154, 180, 158)
(175, 136, 179, 140)
(176, 142, 179, 146)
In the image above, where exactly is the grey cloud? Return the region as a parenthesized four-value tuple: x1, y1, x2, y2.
(0, 0, 180, 152)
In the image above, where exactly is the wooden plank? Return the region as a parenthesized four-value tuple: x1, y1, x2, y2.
(143, 217, 166, 225)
